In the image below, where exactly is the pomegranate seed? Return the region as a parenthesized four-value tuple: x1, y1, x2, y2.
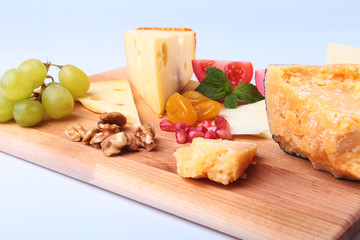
(214, 117, 230, 130)
(204, 130, 218, 139)
(207, 126, 217, 132)
(187, 130, 204, 143)
(160, 119, 176, 132)
(176, 130, 188, 144)
(215, 128, 232, 140)
(185, 125, 196, 134)
(176, 121, 189, 131)
(197, 119, 212, 128)
(196, 126, 207, 133)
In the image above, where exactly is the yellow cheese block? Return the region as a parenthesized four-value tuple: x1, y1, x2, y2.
(78, 80, 141, 127)
(326, 43, 360, 64)
(125, 29, 196, 116)
(265, 64, 360, 180)
(174, 138, 257, 185)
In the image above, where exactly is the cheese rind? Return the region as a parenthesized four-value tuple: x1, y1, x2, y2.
(77, 80, 141, 127)
(125, 29, 196, 116)
(175, 138, 257, 185)
(265, 64, 360, 180)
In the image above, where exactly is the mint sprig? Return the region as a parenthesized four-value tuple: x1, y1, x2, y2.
(195, 67, 264, 108)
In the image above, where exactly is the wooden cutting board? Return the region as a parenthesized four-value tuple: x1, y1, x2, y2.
(1, 68, 360, 240)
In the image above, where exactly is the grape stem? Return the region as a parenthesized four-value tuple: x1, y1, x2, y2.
(46, 75, 55, 82)
(50, 63, 64, 69)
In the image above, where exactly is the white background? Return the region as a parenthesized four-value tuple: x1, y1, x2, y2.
(1, 0, 360, 239)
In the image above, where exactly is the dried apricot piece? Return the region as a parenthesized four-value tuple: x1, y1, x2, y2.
(166, 92, 197, 125)
(182, 90, 210, 105)
(193, 100, 221, 122)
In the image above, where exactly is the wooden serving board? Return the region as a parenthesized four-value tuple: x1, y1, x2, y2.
(1, 68, 360, 240)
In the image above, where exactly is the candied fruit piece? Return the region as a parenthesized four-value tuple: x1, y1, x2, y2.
(182, 90, 211, 105)
(166, 92, 197, 125)
(193, 101, 221, 122)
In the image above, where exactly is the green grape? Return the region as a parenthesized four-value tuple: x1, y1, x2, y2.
(59, 64, 90, 98)
(0, 90, 16, 122)
(19, 59, 47, 89)
(13, 99, 45, 127)
(42, 84, 74, 119)
(0, 69, 33, 101)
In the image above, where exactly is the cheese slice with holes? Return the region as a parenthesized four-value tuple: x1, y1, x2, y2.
(78, 80, 141, 127)
(125, 29, 196, 116)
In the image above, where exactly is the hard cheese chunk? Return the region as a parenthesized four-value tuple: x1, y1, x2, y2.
(78, 80, 141, 127)
(175, 138, 257, 185)
(125, 29, 196, 116)
(326, 43, 360, 64)
(265, 64, 360, 180)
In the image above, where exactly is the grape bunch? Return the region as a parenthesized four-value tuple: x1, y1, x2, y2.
(0, 59, 90, 127)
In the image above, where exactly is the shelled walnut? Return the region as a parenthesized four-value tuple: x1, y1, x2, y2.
(64, 111, 156, 157)
(65, 123, 86, 142)
(101, 124, 156, 157)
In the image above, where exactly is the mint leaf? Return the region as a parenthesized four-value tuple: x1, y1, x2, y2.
(195, 67, 232, 99)
(224, 91, 238, 108)
(234, 82, 264, 103)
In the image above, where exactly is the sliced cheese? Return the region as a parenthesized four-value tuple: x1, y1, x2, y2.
(326, 43, 360, 64)
(265, 64, 360, 180)
(78, 80, 141, 127)
(219, 100, 271, 138)
(124, 29, 196, 116)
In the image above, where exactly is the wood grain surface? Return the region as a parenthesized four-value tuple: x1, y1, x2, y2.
(1, 68, 360, 240)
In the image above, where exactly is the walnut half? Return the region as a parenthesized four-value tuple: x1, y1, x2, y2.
(65, 123, 86, 142)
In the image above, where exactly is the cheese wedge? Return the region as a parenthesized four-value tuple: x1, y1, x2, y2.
(326, 43, 360, 64)
(124, 29, 196, 116)
(265, 64, 360, 180)
(78, 80, 141, 127)
(175, 138, 257, 185)
(219, 100, 271, 139)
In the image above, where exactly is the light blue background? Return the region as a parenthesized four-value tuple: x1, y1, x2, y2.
(1, 0, 360, 239)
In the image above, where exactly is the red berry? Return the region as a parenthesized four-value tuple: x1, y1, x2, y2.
(207, 126, 217, 132)
(187, 130, 204, 143)
(214, 117, 230, 130)
(204, 130, 217, 139)
(196, 126, 207, 133)
(176, 130, 188, 144)
(215, 128, 232, 140)
(185, 125, 196, 134)
(198, 119, 212, 128)
(176, 121, 189, 131)
(160, 119, 176, 132)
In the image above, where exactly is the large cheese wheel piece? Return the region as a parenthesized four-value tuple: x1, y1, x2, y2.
(265, 64, 360, 180)
(125, 29, 196, 116)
